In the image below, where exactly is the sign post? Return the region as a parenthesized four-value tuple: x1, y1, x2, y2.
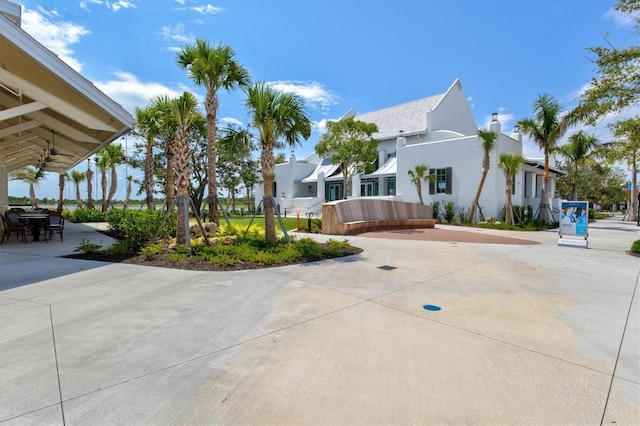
(558, 200, 589, 248)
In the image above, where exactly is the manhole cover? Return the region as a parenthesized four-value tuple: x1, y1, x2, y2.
(378, 265, 397, 271)
(423, 304, 441, 311)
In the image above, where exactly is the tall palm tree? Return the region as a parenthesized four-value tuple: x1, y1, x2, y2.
(9, 167, 41, 208)
(498, 153, 526, 225)
(102, 143, 125, 209)
(244, 81, 311, 244)
(135, 104, 162, 210)
(467, 128, 498, 223)
(86, 158, 95, 210)
(607, 117, 640, 221)
(517, 94, 577, 223)
(171, 92, 200, 244)
(176, 38, 251, 225)
(151, 95, 179, 213)
(556, 131, 600, 201)
(70, 170, 86, 208)
(407, 164, 429, 205)
(95, 154, 109, 212)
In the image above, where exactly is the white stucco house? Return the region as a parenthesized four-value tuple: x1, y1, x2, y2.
(255, 79, 565, 221)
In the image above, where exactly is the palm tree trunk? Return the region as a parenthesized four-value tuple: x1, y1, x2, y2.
(505, 179, 513, 225)
(76, 183, 82, 208)
(124, 179, 132, 210)
(629, 159, 638, 222)
(206, 92, 220, 225)
(86, 169, 94, 210)
(175, 130, 192, 244)
(467, 170, 488, 223)
(417, 183, 423, 205)
(261, 145, 276, 244)
(107, 165, 117, 209)
(145, 141, 155, 210)
(166, 143, 176, 213)
(30, 183, 38, 208)
(538, 155, 551, 223)
(101, 170, 108, 212)
(57, 174, 64, 212)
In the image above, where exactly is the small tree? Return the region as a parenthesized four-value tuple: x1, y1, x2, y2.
(70, 170, 86, 208)
(10, 167, 41, 208)
(315, 117, 379, 199)
(556, 131, 600, 201)
(498, 153, 525, 225)
(407, 164, 429, 204)
(467, 128, 498, 223)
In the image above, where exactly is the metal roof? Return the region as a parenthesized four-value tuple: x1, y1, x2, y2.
(0, 2, 134, 174)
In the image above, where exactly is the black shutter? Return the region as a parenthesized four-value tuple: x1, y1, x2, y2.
(445, 167, 452, 194)
(429, 168, 435, 194)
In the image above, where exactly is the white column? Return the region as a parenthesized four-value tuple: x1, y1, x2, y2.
(317, 172, 325, 199)
(352, 174, 361, 198)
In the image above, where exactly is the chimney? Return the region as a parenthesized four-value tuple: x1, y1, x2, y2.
(489, 112, 501, 135)
(511, 124, 522, 143)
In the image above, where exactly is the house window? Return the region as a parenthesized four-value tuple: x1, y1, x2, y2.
(360, 179, 379, 196)
(386, 177, 396, 195)
(429, 167, 452, 195)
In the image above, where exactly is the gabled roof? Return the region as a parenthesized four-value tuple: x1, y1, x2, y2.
(300, 158, 340, 183)
(352, 93, 445, 140)
(0, 1, 134, 174)
(525, 160, 567, 176)
(363, 157, 396, 178)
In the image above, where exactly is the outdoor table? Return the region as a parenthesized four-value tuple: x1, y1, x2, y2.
(18, 212, 49, 241)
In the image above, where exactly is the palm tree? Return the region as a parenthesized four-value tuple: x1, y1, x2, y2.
(407, 164, 429, 204)
(244, 81, 311, 244)
(102, 144, 125, 209)
(135, 104, 162, 210)
(498, 153, 526, 225)
(70, 170, 86, 208)
(9, 167, 41, 208)
(95, 154, 109, 212)
(467, 128, 498, 223)
(86, 158, 95, 210)
(556, 131, 600, 201)
(171, 92, 200, 244)
(517, 94, 577, 223)
(57, 172, 67, 212)
(606, 117, 640, 221)
(176, 38, 251, 225)
(151, 95, 179, 213)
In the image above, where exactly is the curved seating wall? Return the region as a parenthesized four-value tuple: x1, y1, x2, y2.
(322, 198, 436, 235)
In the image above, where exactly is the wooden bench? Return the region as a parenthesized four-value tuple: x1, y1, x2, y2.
(322, 199, 436, 235)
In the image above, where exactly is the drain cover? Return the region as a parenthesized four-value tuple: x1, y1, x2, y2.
(378, 265, 397, 271)
(423, 305, 441, 311)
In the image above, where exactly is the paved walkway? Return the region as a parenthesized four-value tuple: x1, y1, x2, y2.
(0, 218, 638, 425)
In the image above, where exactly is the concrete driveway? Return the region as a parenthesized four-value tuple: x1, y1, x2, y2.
(1, 218, 638, 425)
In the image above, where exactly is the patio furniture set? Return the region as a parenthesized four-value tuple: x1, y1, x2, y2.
(0, 208, 64, 244)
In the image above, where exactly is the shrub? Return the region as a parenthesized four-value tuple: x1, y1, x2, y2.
(443, 201, 456, 223)
(74, 239, 102, 254)
(140, 241, 164, 261)
(167, 253, 188, 262)
(631, 239, 640, 254)
(105, 239, 135, 255)
(71, 208, 106, 223)
(106, 209, 176, 248)
(431, 201, 441, 222)
(457, 207, 468, 224)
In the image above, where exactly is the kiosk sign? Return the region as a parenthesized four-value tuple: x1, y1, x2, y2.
(558, 201, 589, 248)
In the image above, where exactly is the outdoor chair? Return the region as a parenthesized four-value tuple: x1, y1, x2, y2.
(44, 212, 64, 243)
(1, 211, 28, 244)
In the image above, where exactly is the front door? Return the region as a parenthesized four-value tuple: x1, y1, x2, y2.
(327, 183, 342, 201)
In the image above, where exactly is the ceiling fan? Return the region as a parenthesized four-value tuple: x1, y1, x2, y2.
(48, 130, 74, 157)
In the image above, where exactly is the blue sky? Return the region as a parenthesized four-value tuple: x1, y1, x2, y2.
(8, 0, 634, 201)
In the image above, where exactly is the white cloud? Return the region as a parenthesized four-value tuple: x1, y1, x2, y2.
(267, 81, 338, 112)
(220, 117, 244, 128)
(78, 0, 103, 11)
(604, 6, 637, 28)
(93, 70, 187, 114)
(21, 7, 89, 72)
(160, 23, 195, 48)
(191, 4, 224, 14)
(106, 1, 136, 12)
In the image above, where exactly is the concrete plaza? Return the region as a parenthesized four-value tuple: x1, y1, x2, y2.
(1, 218, 638, 425)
